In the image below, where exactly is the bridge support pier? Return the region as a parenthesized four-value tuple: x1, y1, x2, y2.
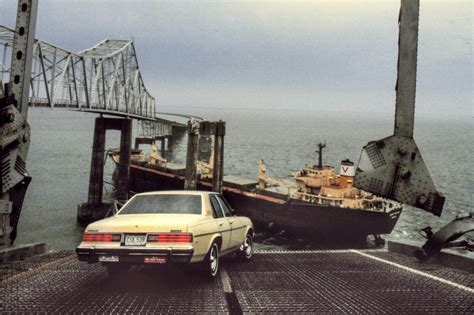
(212, 121, 225, 193)
(166, 135, 174, 152)
(151, 135, 174, 159)
(153, 136, 167, 158)
(134, 137, 155, 149)
(77, 117, 132, 224)
(184, 121, 199, 190)
(160, 137, 166, 157)
(116, 119, 132, 201)
(183, 120, 226, 192)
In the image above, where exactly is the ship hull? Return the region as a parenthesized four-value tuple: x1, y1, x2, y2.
(128, 164, 402, 243)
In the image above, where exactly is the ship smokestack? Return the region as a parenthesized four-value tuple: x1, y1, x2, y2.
(339, 159, 355, 188)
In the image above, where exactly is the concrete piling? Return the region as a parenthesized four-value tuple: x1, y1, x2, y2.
(212, 121, 225, 193)
(160, 137, 166, 157)
(184, 121, 199, 190)
(78, 117, 132, 223)
(134, 136, 155, 149)
(116, 118, 132, 201)
(87, 117, 106, 206)
(167, 135, 174, 152)
(183, 119, 226, 192)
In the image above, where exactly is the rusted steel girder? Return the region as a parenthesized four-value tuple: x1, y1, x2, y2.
(0, 0, 37, 247)
(354, 0, 445, 216)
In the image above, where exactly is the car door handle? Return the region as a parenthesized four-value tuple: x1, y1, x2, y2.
(229, 221, 234, 225)
(219, 223, 224, 227)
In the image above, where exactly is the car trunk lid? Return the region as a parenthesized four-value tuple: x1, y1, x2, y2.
(85, 214, 204, 233)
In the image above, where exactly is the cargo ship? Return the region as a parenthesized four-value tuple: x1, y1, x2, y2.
(109, 143, 402, 244)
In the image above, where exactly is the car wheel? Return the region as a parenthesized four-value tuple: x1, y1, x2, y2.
(202, 242, 219, 279)
(106, 263, 129, 276)
(239, 233, 254, 261)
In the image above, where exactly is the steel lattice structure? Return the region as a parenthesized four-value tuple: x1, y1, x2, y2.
(0, 24, 173, 135)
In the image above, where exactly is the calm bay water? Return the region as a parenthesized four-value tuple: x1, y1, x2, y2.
(16, 108, 472, 249)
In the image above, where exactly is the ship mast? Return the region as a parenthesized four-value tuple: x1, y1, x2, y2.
(315, 142, 326, 169)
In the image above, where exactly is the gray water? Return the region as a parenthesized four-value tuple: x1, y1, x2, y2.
(16, 108, 472, 249)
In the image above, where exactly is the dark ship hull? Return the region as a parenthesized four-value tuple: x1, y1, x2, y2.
(128, 163, 402, 243)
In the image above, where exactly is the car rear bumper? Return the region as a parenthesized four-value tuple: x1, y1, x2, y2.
(76, 246, 194, 264)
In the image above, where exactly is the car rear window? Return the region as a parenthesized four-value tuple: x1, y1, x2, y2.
(118, 194, 202, 215)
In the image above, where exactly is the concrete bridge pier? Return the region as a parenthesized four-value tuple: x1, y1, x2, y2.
(166, 135, 174, 153)
(151, 135, 175, 159)
(116, 119, 132, 201)
(134, 135, 174, 160)
(183, 120, 226, 192)
(77, 116, 132, 224)
(160, 136, 166, 157)
(153, 135, 169, 158)
(212, 121, 225, 193)
(134, 137, 155, 149)
(184, 121, 199, 190)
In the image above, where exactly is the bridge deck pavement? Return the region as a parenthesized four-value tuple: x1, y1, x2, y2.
(0, 250, 472, 313)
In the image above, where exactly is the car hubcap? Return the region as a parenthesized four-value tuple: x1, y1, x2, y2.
(244, 236, 252, 257)
(210, 246, 218, 274)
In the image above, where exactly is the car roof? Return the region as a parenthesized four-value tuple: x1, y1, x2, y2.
(134, 190, 218, 197)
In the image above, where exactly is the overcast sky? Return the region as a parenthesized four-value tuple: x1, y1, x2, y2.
(0, 0, 471, 117)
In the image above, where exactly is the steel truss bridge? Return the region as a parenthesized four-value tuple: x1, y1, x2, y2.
(0, 24, 184, 137)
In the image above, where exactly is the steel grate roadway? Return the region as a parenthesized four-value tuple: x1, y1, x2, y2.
(0, 250, 472, 313)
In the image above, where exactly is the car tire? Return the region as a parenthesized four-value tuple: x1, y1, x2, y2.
(202, 242, 219, 279)
(238, 233, 254, 261)
(106, 263, 129, 276)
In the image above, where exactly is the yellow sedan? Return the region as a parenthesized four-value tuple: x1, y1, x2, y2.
(76, 191, 254, 278)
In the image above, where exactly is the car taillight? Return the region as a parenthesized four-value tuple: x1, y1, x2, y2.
(147, 233, 193, 243)
(82, 233, 121, 242)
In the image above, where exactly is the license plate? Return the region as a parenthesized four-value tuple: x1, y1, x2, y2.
(125, 234, 147, 246)
(98, 255, 119, 262)
(144, 257, 167, 264)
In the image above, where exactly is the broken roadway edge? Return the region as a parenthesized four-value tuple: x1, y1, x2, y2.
(0, 248, 472, 313)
